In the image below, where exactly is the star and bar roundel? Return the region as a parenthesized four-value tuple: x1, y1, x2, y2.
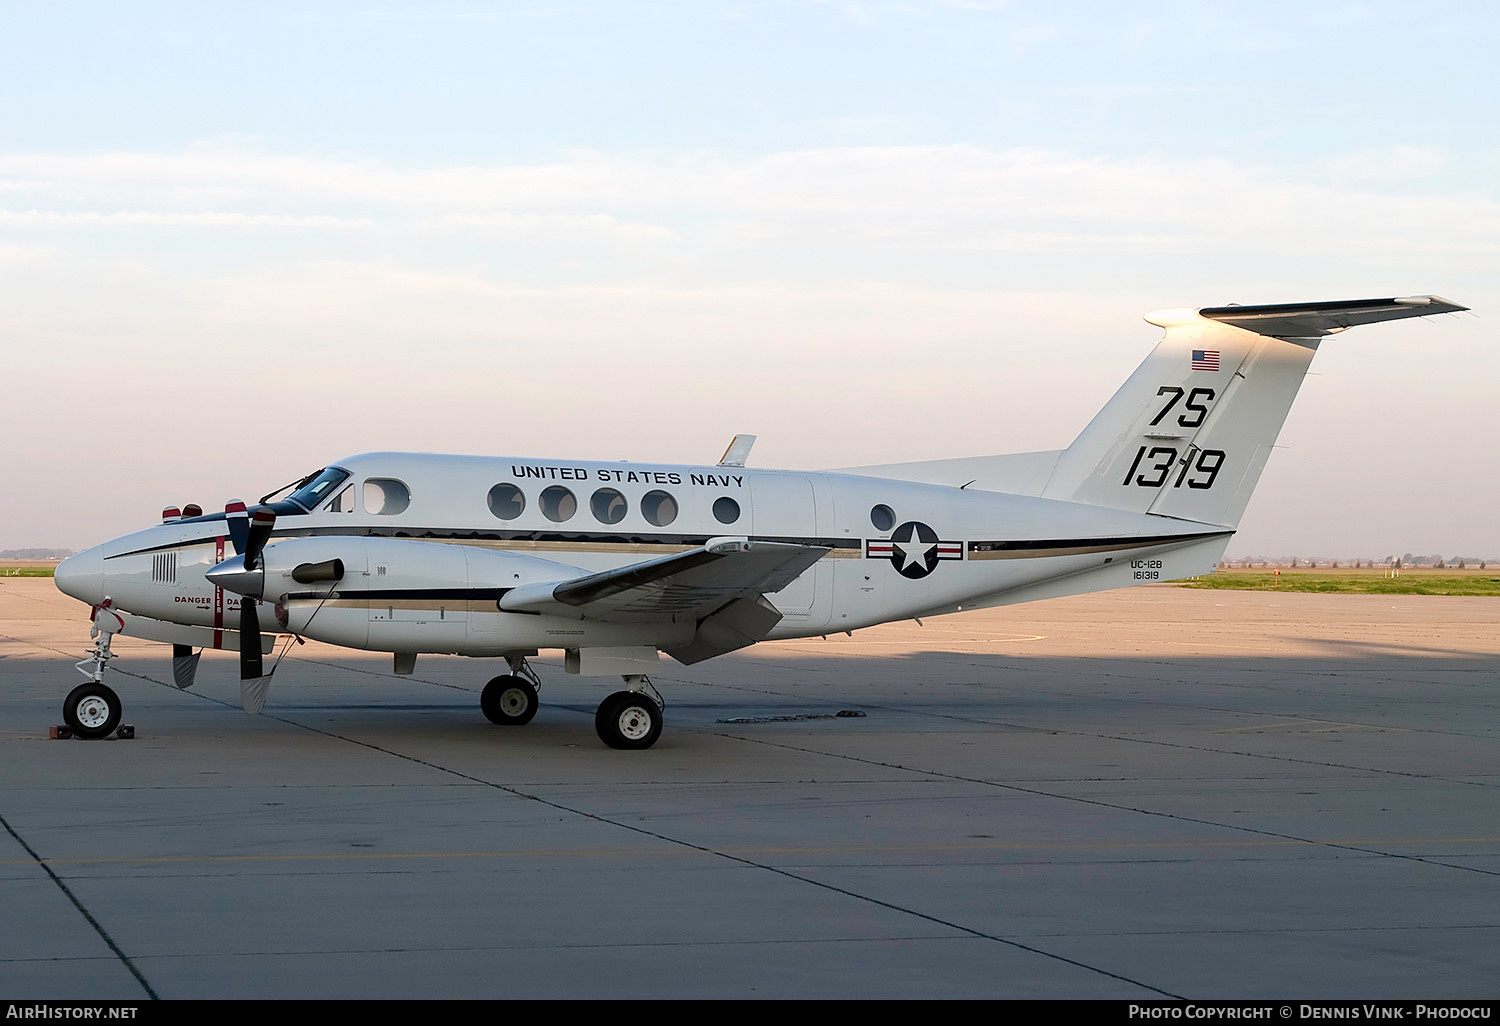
(866, 521, 963, 579)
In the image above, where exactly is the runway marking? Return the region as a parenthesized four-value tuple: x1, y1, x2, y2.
(12, 835, 1500, 869)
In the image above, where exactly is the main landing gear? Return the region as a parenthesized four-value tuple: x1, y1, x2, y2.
(481, 655, 543, 726)
(478, 660, 665, 749)
(595, 678, 663, 751)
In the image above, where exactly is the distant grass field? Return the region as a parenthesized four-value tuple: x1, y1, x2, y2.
(0, 566, 56, 577)
(1177, 568, 1500, 596)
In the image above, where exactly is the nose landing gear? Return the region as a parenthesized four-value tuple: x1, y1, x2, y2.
(63, 600, 126, 740)
(63, 682, 122, 740)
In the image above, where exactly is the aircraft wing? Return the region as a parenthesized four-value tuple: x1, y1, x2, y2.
(498, 537, 828, 623)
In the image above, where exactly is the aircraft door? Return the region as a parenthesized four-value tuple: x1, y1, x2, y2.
(749, 474, 818, 618)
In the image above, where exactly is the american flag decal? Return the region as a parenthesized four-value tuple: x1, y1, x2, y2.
(1192, 349, 1220, 371)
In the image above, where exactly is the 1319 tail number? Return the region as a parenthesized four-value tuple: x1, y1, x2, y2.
(1122, 446, 1226, 489)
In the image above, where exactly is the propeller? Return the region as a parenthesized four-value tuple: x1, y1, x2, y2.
(216, 501, 276, 689)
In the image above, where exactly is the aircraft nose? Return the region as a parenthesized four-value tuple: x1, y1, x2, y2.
(54, 545, 105, 606)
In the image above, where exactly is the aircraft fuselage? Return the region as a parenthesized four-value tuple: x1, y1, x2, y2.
(58, 450, 1229, 660)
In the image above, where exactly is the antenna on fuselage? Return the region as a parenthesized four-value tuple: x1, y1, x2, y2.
(717, 434, 756, 468)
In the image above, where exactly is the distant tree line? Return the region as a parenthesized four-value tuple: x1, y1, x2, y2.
(1224, 554, 1492, 569)
(0, 548, 74, 559)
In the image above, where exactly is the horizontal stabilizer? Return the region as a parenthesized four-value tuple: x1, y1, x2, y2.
(1197, 296, 1467, 338)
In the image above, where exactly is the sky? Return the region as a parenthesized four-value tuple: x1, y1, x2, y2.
(1, 1, 1495, 558)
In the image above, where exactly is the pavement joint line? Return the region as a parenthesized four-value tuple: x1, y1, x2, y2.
(96, 934, 974, 963)
(10, 625, 1494, 805)
(1031, 922, 1500, 940)
(14, 834, 1500, 869)
(0, 640, 1170, 998)
(0, 810, 158, 1000)
(673, 671, 1498, 787)
(719, 733, 1500, 880)
(8, 620, 1492, 993)
(0, 937, 1019, 970)
(199, 707, 1182, 1000)
(1082, 729, 1496, 790)
(10, 628, 1493, 757)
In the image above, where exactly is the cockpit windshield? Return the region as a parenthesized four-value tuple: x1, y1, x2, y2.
(284, 467, 352, 512)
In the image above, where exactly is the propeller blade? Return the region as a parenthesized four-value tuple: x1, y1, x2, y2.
(225, 501, 250, 555)
(240, 598, 263, 681)
(245, 509, 276, 569)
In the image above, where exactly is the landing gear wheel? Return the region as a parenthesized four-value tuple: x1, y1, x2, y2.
(595, 691, 663, 750)
(481, 675, 539, 726)
(63, 683, 122, 740)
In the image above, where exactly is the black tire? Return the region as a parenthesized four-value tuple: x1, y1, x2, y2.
(63, 683, 122, 740)
(480, 675, 538, 726)
(594, 691, 662, 750)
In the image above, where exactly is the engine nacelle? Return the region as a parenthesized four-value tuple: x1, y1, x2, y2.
(259, 537, 690, 656)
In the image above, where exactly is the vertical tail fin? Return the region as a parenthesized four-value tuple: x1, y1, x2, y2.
(1042, 296, 1465, 528)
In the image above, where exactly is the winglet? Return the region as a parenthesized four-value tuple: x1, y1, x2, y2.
(718, 434, 756, 467)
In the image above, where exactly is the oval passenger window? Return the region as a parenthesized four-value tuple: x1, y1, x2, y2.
(540, 486, 577, 523)
(713, 496, 740, 524)
(487, 483, 525, 521)
(641, 490, 678, 527)
(591, 488, 628, 525)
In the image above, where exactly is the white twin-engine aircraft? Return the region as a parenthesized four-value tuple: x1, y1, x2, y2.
(54, 296, 1465, 748)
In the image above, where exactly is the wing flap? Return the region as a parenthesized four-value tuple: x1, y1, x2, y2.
(499, 538, 828, 622)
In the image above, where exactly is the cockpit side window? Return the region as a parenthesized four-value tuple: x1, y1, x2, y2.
(325, 484, 355, 513)
(364, 478, 411, 516)
(286, 467, 352, 512)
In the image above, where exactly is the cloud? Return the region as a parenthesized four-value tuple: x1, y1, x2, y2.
(0, 144, 1493, 258)
(1321, 144, 1448, 182)
(0, 210, 372, 229)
